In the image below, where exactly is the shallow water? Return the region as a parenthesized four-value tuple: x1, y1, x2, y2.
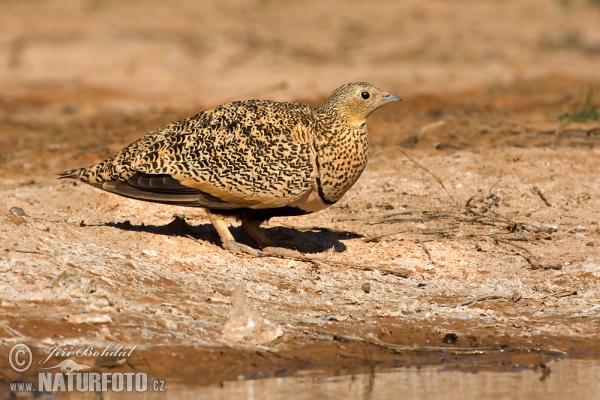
(45, 358, 600, 399)
(198, 359, 600, 400)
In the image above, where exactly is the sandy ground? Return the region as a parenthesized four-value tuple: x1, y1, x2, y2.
(1, 0, 600, 391)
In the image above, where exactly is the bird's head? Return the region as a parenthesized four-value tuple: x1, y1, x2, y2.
(320, 82, 402, 127)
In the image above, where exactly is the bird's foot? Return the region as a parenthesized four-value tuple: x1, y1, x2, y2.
(222, 240, 262, 257)
(261, 247, 304, 258)
(240, 216, 275, 248)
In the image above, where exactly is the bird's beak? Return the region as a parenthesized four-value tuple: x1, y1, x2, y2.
(384, 93, 402, 103)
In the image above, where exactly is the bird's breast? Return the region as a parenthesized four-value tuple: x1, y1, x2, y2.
(314, 125, 369, 203)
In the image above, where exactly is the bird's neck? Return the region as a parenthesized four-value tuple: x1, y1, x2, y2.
(318, 105, 366, 128)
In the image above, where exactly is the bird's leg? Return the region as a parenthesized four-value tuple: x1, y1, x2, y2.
(240, 214, 306, 258)
(240, 214, 275, 248)
(205, 210, 261, 257)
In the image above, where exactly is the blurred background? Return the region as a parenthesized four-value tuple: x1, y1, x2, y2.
(0, 0, 599, 177)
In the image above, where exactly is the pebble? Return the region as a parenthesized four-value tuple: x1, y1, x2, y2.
(442, 333, 458, 344)
(9, 207, 27, 217)
(362, 282, 371, 293)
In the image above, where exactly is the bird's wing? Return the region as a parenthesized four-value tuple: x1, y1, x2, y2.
(129, 101, 319, 209)
(91, 173, 243, 209)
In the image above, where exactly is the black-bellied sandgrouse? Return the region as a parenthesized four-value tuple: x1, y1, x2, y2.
(59, 82, 401, 255)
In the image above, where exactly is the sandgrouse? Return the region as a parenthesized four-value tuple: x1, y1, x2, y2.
(59, 82, 401, 256)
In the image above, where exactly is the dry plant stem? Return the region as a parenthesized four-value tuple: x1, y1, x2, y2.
(4, 325, 24, 337)
(317, 330, 496, 354)
(421, 226, 459, 236)
(334, 210, 416, 222)
(532, 185, 552, 207)
(396, 147, 457, 205)
(372, 214, 452, 225)
(338, 211, 451, 225)
(440, 295, 507, 308)
(466, 208, 510, 225)
(494, 238, 545, 269)
(489, 210, 556, 233)
(261, 249, 411, 278)
(4, 247, 51, 255)
(332, 202, 558, 273)
(363, 229, 411, 242)
(417, 239, 442, 268)
(492, 235, 534, 242)
(185, 235, 410, 278)
(316, 330, 566, 356)
(541, 290, 577, 299)
(480, 195, 501, 214)
(487, 179, 501, 196)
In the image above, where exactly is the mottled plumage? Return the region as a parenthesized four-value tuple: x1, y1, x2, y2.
(59, 82, 401, 255)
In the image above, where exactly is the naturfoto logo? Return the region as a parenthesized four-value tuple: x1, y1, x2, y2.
(8, 343, 165, 394)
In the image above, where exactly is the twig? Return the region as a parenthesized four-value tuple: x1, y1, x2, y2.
(3, 247, 51, 255)
(466, 207, 508, 224)
(3, 325, 25, 337)
(492, 235, 535, 242)
(466, 201, 552, 234)
(493, 238, 555, 270)
(417, 239, 442, 268)
(363, 229, 410, 243)
(488, 210, 557, 233)
(334, 210, 416, 222)
(316, 330, 566, 356)
(317, 330, 495, 354)
(532, 185, 552, 207)
(420, 225, 460, 236)
(541, 290, 577, 300)
(186, 235, 411, 278)
(396, 147, 457, 205)
(452, 214, 499, 227)
(266, 251, 410, 278)
(487, 179, 501, 197)
(363, 225, 457, 243)
(496, 238, 561, 270)
(371, 213, 451, 225)
(480, 195, 501, 214)
(440, 295, 507, 308)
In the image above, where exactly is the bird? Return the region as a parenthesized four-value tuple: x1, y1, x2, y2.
(58, 82, 402, 256)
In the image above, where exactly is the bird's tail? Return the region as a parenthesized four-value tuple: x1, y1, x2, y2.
(57, 167, 88, 179)
(57, 158, 135, 183)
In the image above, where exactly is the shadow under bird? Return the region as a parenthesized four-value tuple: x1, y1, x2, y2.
(59, 82, 402, 256)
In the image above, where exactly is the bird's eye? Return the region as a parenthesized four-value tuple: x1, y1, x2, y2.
(361, 91, 371, 100)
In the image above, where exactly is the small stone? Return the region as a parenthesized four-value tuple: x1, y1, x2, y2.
(362, 282, 371, 293)
(9, 207, 27, 217)
(442, 333, 458, 344)
(67, 313, 112, 325)
(327, 314, 348, 322)
(157, 317, 178, 330)
(512, 292, 522, 302)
